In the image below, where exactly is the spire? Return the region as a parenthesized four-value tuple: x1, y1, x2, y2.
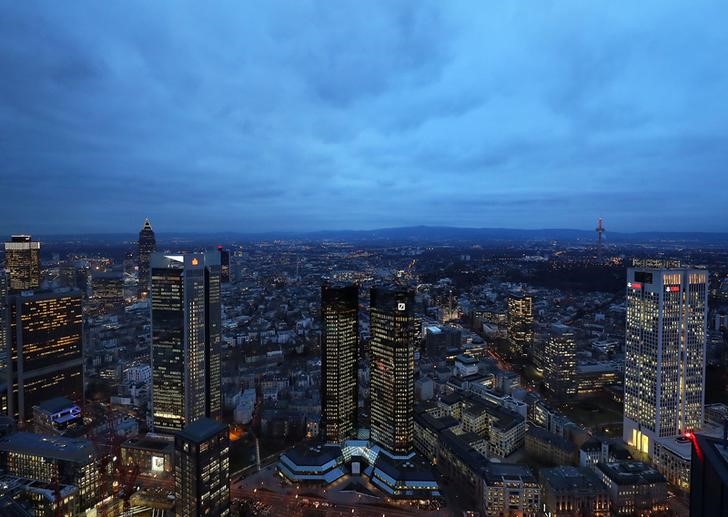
(142, 218, 153, 231)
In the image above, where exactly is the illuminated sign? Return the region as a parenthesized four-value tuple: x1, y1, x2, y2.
(627, 282, 642, 289)
(665, 286, 680, 293)
(191, 257, 199, 266)
(397, 302, 406, 311)
(151, 456, 165, 472)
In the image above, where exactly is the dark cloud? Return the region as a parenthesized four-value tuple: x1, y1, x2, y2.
(0, 0, 726, 234)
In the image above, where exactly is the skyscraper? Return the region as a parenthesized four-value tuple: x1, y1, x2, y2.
(175, 417, 230, 516)
(369, 287, 416, 456)
(217, 246, 230, 284)
(543, 324, 577, 399)
(320, 284, 359, 443)
(4, 235, 41, 292)
(6, 289, 84, 425)
(150, 252, 221, 433)
(507, 293, 533, 356)
(137, 219, 156, 298)
(623, 263, 708, 456)
(0, 272, 8, 413)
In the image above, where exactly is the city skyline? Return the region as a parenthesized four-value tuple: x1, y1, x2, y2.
(1, 2, 727, 234)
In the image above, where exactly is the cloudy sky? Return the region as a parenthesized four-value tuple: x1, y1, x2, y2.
(1, 1, 727, 234)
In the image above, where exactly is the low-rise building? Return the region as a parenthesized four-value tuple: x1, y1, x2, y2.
(31, 397, 83, 437)
(121, 434, 174, 480)
(0, 432, 100, 512)
(526, 426, 578, 466)
(653, 435, 692, 491)
(595, 461, 668, 515)
(540, 466, 610, 516)
(482, 463, 540, 517)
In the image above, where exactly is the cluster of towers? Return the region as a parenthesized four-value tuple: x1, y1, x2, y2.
(321, 284, 417, 457)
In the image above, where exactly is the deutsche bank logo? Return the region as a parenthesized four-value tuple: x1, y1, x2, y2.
(397, 302, 406, 311)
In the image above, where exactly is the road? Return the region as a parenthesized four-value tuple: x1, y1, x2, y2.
(232, 486, 442, 517)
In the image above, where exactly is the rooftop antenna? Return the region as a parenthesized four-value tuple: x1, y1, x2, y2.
(596, 218, 606, 262)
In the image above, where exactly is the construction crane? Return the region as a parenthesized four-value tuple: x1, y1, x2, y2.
(85, 402, 140, 516)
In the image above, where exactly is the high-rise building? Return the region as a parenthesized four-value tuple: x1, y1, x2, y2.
(5, 290, 84, 426)
(0, 273, 8, 413)
(623, 264, 708, 456)
(137, 219, 156, 298)
(175, 417, 230, 516)
(369, 287, 416, 456)
(4, 235, 41, 292)
(320, 284, 359, 443)
(90, 270, 125, 312)
(150, 252, 221, 433)
(507, 293, 533, 356)
(689, 433, 728, 516)
(217, 246, 230, 284)
(543, 324, 577, 399)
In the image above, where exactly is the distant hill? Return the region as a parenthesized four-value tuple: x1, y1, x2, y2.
(32, 225, 728, 246)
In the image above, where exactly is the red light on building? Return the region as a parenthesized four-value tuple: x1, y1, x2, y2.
(628, 282, 642, 289)
(665, 285, 680, 293)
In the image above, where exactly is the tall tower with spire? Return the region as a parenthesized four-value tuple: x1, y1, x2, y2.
(137, 219, 156, 298)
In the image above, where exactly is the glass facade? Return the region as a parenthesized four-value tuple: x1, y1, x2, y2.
(137, 219, 156, 298)
(623, 267, 707, 455)
(7, 291, 84, 425)
(174, 418, 230, 516)
(369, 287, 416, 456)
(4, 235, 41, 293)
(151, 252, 222, 433)
(321, 284, 359, 443)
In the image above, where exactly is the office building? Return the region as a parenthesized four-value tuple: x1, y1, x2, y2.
(4, 235, 41, 292)
(0, 431, 100, 511)
(137, 219, 156, 298)
(540, 466, 610, 516)
(689, 433, 728, 516)
(150, 252, 221, 433)
(217, 246, 230, 283)
(320, 284, 359, 443)
(6, 290, 84, 425)
(595, 461, 668, 515)
(121, 434, 175, 480)
(543, 324, 577, 399)
(369, 287, 416, 456)
(0, 273, 7, 414)
(623, 264, 708, 456)
(90, 270, 125, 312)
(175, 417, 230, 516)
(507, 293, 533, 356)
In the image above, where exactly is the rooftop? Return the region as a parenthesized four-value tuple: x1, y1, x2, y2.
(34, 397, 77, 415)
(177, 417, 227, 443)
(283, 443, 342, 467)
(0, 432, 93, 464)
(527, 426, 577, 453)
(596, 461, 666, 486)
(541, 466, 607, 492)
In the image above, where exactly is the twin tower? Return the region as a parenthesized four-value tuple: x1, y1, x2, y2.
(321, 284, 417, 456)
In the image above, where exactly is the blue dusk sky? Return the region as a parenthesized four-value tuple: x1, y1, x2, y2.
(1, 1, 727, 234)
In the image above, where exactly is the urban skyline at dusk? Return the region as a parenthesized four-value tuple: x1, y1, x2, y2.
(2, 2, 728, 516)
(1, 1, 728, 234)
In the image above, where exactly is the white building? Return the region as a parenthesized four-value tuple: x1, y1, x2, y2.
(623, 264, 708, 456)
